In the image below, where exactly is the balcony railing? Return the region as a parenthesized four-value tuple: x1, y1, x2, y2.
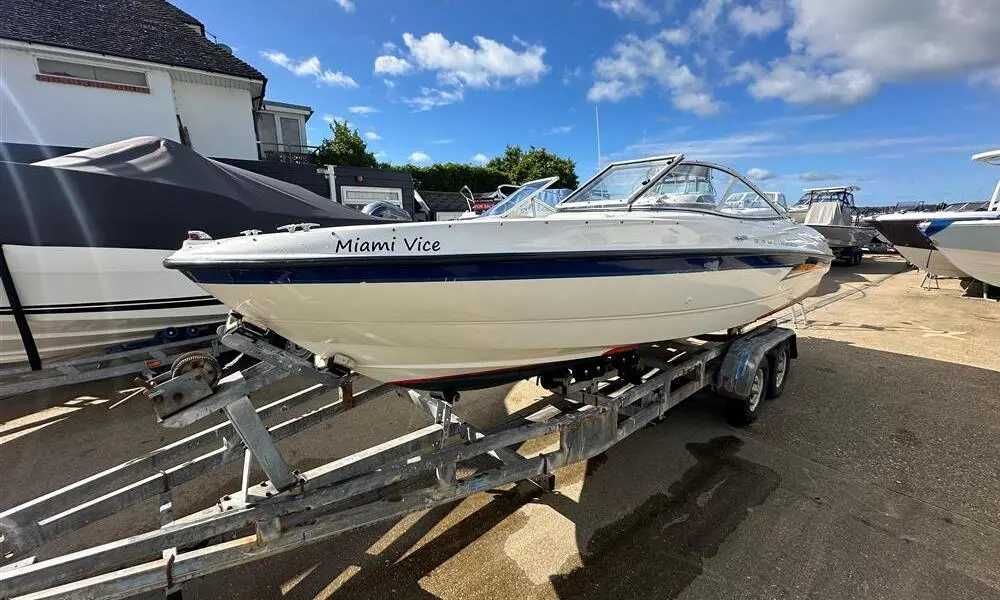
(257, 142, 319, 164)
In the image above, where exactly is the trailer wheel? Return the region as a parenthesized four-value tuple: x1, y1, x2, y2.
(729, 360, 768, 426)
(766, 341, 791, 399)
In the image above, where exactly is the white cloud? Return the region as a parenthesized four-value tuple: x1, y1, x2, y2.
(736, 0, 1000, 107)
(402, 32, 548, 87)
(323, 114, 350, 127)
(691, 0, 730, 33)
(364, 131, 381, 140)
(374, 151, 388, 160)
(316, 71, 357, 87)
(971, 68, 1000, 88)
(788, 0, 1000, 82)
(562, 65, 584, 85)
(661, 28, 690, 45)
(799, 172, 840, 182)
(546, 125, 575, 135)
(471, 153, 489, 165)
(260, 51, 357, 88)
(381, 41, 399, 53)
(333, 0, 355, 12)
(729, 4, 782, 37)
(383, 79, 396, 89)
(348, 105, 379, 115)
(431, 139, 454, 144)
(403, 87, 465, 111)
(598, 0, 659, 22)
(373, 55, 413, 76)
(409, 151, 431, 164)
(617, 131, 947, 162)
(587, 34, 721, 116)
(738, 60, 879, 107)
(747, 167, 776, 180)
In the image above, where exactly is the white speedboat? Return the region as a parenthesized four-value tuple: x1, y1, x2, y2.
(917, 150, 1000, 287)
(0, 137, 384, 367)
(165, 155, 833, 390)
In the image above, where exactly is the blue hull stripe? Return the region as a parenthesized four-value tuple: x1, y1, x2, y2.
(177, 252, 827, 285)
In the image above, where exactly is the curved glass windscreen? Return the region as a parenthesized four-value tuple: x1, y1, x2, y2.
(558, 159, 674, 208)
(481, 177, 561, 218)
(631, 163, 780, 217)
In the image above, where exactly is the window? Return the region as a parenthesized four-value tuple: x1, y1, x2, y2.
(37, 58, 148, 88)
(340, 186, 403, 210)
(256, 113, 278, 151)
(280, 117, 302, 150)
(633, 163, 779, 217)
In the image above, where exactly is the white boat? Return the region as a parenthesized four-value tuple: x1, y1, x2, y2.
(793, 186, 878, 263)
(917, 150, 1000, 287)
(165, 155, 833, 390)
(0, 137, 383, 367)
(872, 206, 993, 277)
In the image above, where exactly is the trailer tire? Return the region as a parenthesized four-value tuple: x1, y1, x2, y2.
(766, 341, 791, 399)
(729, 360, 768, 426)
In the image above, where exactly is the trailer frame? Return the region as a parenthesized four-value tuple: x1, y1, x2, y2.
(0, 318, 796, 600)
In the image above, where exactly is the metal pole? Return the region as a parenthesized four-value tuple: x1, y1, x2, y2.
(0, 245, 41, 370)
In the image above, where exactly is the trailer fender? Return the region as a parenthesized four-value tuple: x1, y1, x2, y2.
(715, 328, 797, 400)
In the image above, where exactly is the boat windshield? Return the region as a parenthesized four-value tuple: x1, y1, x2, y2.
(484, 176, 561, 218)
(556, 156, 780, 217)
(795, 190, 854, 207)
(557, 158, 675, 209)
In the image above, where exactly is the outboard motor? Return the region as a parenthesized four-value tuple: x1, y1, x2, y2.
(361, 201, 412, 222)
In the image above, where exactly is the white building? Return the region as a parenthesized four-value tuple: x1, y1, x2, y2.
(0, 0, 304, 161)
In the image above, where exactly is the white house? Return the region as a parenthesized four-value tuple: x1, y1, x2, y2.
(0, 0, 302, 161)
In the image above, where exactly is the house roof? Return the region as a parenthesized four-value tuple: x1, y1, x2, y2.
(0, 0, 265, 82)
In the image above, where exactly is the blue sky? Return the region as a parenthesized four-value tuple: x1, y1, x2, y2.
(175, 0, 999, 206)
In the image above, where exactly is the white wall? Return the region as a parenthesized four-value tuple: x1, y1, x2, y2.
(0, 47, 180, 147)
(172, 80, 258, 159)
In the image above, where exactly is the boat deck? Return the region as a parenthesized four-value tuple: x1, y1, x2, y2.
(2, 256, 999, 600)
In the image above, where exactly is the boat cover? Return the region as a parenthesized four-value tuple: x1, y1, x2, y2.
(804, 201, 853, 227)
(0, 136, 384, 250)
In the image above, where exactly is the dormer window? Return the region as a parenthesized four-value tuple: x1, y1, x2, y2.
(36, 58, 149, 91)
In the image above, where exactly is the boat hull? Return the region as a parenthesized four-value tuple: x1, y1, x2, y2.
(1, 245, 227, 365)
(202, 265, 825, 385)
(872, 211, 1000, 278)
(923, 220, 1000, 286)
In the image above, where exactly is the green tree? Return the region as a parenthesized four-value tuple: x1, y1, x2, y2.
(315, 120, 378, 168)
(486, 145, 578, 188)
(394, 163, 509, 192)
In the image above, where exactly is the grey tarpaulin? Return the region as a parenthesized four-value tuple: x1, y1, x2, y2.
(1, 136, 385, 250)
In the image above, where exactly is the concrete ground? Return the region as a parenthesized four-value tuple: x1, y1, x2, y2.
(2, 255, 999, 599)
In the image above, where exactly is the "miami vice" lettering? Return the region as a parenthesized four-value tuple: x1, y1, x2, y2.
(334, 236, 440, 254)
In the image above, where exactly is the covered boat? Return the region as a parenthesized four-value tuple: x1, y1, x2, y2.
(165, 155, 833, 390)
(1, 136, 384, 366)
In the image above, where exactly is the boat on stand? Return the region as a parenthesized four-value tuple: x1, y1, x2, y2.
(165, 155, 833, 392)
(918, 149, 1000, 291)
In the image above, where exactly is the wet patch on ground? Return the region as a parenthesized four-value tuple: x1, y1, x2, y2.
(549, 436, 780, 599)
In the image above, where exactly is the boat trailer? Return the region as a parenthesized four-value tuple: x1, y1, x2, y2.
(0, 317, 797, 599)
